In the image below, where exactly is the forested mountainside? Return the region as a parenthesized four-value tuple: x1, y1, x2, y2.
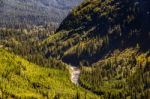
(43, 0, 150, 66)
(0, 27, 67, 70)
(0, 0, 150, 98)
(41, 0, 150, 98)
(0, 49, 98, 98)
(0, 0, 82, 27)
(0, 26, 99, 98)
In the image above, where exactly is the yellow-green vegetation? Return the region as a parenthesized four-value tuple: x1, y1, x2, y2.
(42, 31, 68, 45)
(0, 48, 99, 98)
(0, 0, 149, 98)
(42, 0, 150, 66)
(40, 1, 150, 98)
(80, 48, 150, 98)
(0, 28, 67, 70)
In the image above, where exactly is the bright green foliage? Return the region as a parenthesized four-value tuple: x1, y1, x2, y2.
(0, 49, 99, 98)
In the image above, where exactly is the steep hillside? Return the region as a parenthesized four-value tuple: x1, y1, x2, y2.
(0, 0, 82, 27)
(41, 0, 150, 98)
(80, 48, 150, 98)
(0, 0, 150, 98)
(0, 48, 98, 98)
(43, 0, 150, 66)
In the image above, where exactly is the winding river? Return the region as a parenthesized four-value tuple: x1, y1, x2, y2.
(70, 66, 81, 85)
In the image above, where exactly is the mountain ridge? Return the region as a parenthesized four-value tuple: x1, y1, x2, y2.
(40, 0, 150, 97)
(0, 0, 150, 98)
(43, 0, 150, 66)
(0, 0, 83, 27)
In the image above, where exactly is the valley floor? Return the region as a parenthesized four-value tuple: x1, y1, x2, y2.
(0, 48, 99, 99)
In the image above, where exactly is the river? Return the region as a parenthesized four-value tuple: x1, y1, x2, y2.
(70, 66, 81, 85)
